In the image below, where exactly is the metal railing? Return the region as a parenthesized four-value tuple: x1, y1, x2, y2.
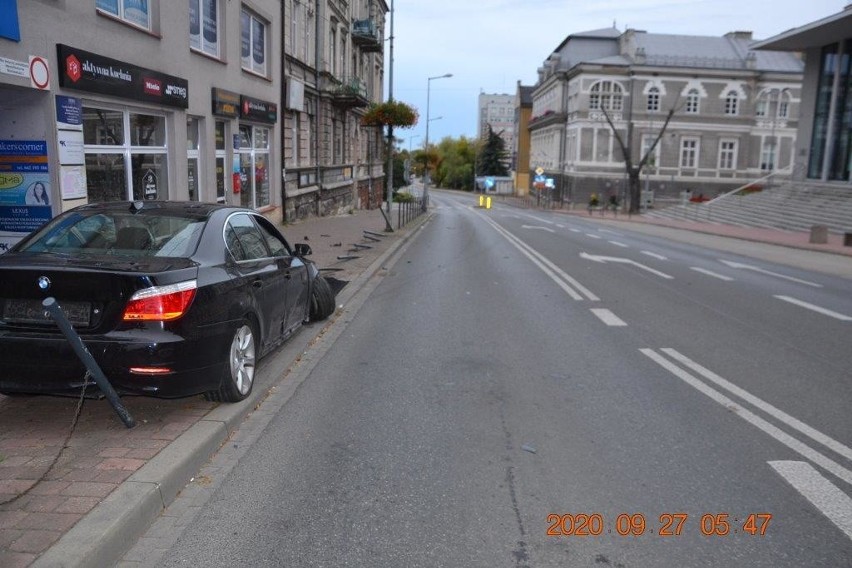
(396, 196, 426, 229)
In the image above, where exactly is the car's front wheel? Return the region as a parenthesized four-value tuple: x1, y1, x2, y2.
(309, 275, 336, 322)
(206, 320, 256, 402)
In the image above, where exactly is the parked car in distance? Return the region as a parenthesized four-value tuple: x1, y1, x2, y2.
(0, 201, 336, 402)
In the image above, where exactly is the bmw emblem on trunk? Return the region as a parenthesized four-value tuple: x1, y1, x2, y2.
(38, 276, 51, 291)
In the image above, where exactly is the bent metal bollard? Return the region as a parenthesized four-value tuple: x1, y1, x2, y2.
(42, 297, 137, 428)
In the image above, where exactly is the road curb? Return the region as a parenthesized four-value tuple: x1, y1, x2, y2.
(31, 211, 433, 568)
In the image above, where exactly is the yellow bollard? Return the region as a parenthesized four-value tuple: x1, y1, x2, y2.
(486, 196, 492, 209)
(478, 194, 484, 207)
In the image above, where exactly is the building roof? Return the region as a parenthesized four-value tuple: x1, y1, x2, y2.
(632, 32, 803, 72)
(751, 7, 852, 51)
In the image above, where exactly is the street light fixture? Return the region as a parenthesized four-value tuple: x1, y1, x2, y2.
(423, 73, 452, 211)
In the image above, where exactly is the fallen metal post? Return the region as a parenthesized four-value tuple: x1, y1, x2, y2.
(42, 297, 136, 428)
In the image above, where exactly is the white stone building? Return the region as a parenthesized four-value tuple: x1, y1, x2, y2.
(528, 27, 804, 206)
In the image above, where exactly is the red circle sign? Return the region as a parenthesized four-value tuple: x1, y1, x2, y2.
(30, 56, 50, 90)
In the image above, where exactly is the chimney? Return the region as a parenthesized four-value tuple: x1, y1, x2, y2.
(725, 31, 753, 40)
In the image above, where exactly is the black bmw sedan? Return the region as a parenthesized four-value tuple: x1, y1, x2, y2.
(0, 201, 336, 402)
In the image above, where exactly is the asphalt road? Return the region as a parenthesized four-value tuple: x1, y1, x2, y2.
(125, 190, 852, 567)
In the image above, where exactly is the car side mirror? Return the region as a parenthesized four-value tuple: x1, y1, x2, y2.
(294, 243, 312, 256)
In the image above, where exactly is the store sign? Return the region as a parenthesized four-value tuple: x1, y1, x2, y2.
(0, 0, 21, 42)
(240, 95, 277, 124)
(56, 44, 188, 109)
(212, 87, 240, 118)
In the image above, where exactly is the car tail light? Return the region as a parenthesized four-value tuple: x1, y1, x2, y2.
(122, 280, 197, 322)
(129, 367, 174, 375)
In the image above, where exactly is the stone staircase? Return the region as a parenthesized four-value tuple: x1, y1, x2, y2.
(643, 182, 852, 234)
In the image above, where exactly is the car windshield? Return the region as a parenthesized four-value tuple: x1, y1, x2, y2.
(16, 210, 205, 258)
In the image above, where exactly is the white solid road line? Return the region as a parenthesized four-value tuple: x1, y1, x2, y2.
(774, 295, 852, 322)
(478, 214, 600, 301)
(661, 348, 852, 462)
(641, 251, 668, 261)
(590, 308, 627, 326)
(641, 348, 852, 487)
(770, 460, 852, 540)
(690, 267, 735, 281)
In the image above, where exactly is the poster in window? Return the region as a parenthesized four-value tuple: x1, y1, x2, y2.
(123, 0, 150, 28)
(252, 18, 265, 70)
(241, 11, 251, 69)
(96, 0, 119, 16)
(203, 0, 217, 49)
(190, 0, 201, 50)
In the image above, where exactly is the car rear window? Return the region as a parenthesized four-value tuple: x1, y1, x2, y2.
(17, 211, 206, 258)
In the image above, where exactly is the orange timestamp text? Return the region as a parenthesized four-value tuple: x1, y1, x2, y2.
(546, 513, 772, 537)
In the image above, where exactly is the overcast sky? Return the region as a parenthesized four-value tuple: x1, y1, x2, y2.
(385, 0, 846, 147)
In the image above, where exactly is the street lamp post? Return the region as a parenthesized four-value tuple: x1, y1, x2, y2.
(423, 73, 452, 211)
(405, 135, 420, 188)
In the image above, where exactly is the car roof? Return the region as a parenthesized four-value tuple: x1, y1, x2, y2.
(71, 201, 235, 217)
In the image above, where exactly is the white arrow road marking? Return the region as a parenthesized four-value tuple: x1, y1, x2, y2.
(774, 295, 852, 321)
(608, 241, 629, 248)
(641, 251, 668, 261)
(590, 308, 627, 326)
(770, 461, 852, 541)
(719, 259, 823, 288)
(581, 252, 674, 279)
(641, 348, 852, 487)
(478, 214, 599, 301)
(521, 225, 555, 233)
(690, 267, 735, 281)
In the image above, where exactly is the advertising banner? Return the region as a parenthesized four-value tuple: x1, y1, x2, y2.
(57, 44, 188, 109)
(0, 140, 52, 253)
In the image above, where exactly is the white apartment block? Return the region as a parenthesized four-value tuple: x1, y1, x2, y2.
(478, 92, 515, 166)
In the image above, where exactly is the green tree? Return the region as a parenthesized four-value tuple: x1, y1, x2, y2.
(435, 136, 478, 191)
(476, 124, 509, 177)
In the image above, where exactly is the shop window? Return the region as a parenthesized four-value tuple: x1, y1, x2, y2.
(237, 125, 271, 209)
(241, 7, 267, 76)
(190, 0, 219, 58)
(83, 105, 168, 202)
(215, 121, 226, 203)
(187, 117, 201, 201)
(96, 0, 152, 31)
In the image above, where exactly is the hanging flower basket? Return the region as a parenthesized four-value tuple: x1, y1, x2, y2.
(361, 100, 419, 128)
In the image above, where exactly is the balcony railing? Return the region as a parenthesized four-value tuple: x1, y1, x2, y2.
(330, 76, 369, 108)
(352, 19, 382, 52)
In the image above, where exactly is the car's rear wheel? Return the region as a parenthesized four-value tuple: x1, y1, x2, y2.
(205, 320, 256, 402)
(309, 275, 336, 322)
